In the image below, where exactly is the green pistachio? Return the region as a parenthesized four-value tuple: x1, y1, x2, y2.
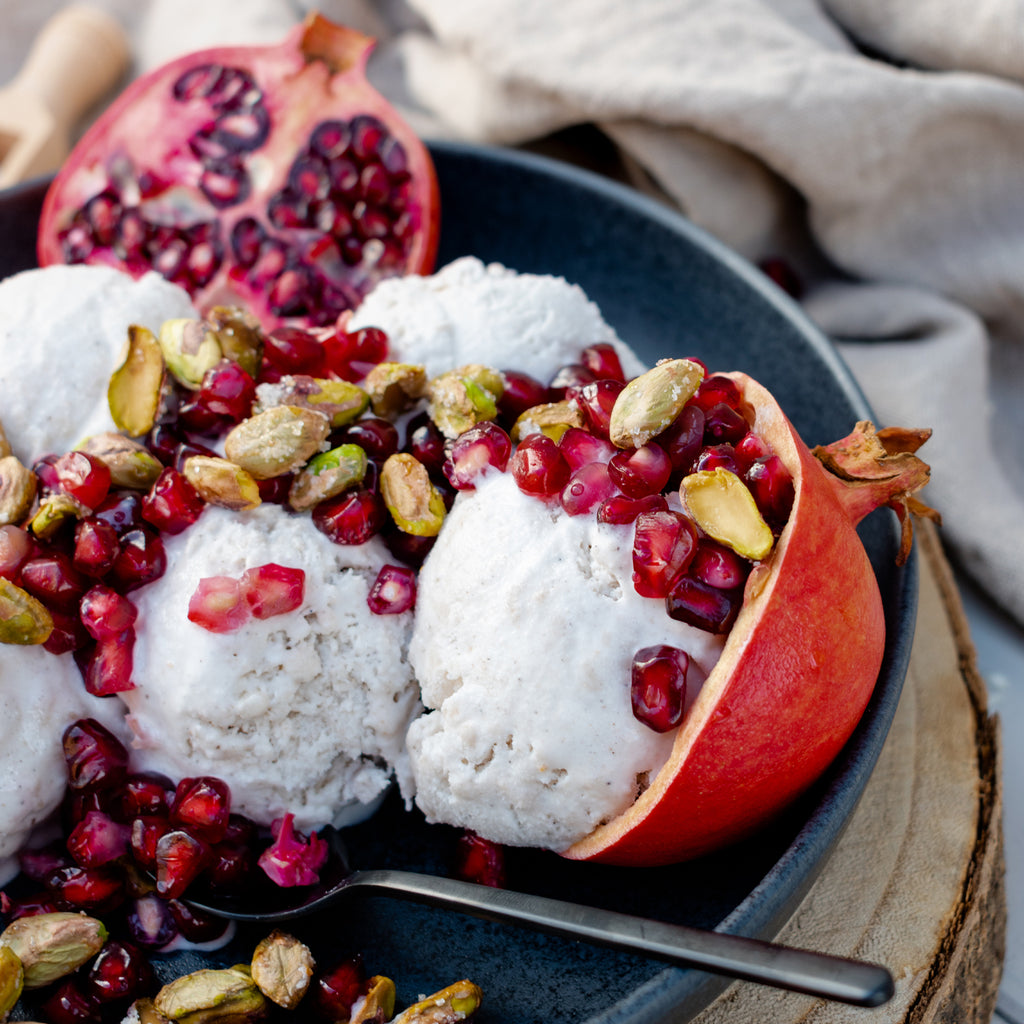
(608, 358, 704, 449)
(0, 912, 106, 989)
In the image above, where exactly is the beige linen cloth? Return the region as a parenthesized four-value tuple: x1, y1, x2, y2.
(3, 0, 1023, 624)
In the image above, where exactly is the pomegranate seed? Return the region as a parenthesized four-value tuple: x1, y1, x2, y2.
(47, 863, 125, 912)
(310, 954, 367, 1022)
(746, 454, 795, 529)
(63, 718, 129, 791)
(176, 394, 227, 436)
(264, 326, 327, 376)
(43, 608, 91, 655)
(37, 977, 102, 1024)
(367, 564, 416, 614)
(20, 552, 89, 611)
(109, 527, 166, 591)
(510, 434, 570, 497)
(631, 510, 699, 598)
(167, 898, 230, 944)
(558, 427, 615, 472)
(443, 421, 512, 490)
(568, 379, 624, 438)
(404, 412, 447, 474)
(662, 405, 706, 477)
(691, 375, 745, 415)
(126, 893, 178, 949)
(560, 461, 619, 516)
(81, 629, 136, 695)
(257, 473, 293, 504)
(703, 402, 750, 445)
(80, 584, 137, 640)
(53, 450, 111, 510)
(549, 362, 595, 393)
(155, 830, 211, 898)
(188, 575, 249, 633)
(3, 892, 60, 919)
(67, 811, 131, 867)
(92, 491, 144, 534)
(257, 813, 328, 886)
(170, 776, 232, 841)
(381, 524, 436, 568)
(597, 492, 669, 525)
(608, 443, 672, 497)
(120, 772, 173, 818)
(580, 342, 626, 383)
(204, 838, 257, 891)
(453, 831, 506, 888)
(694, 444, 742, 475)
(19, 840, 75, 881)
(142, 467, 205, 534)
(735, 431, 772, 467)
(73, 517, 121, 577)
(130, 815, 171, 870)
(689, 539, 751, 591)
(338, 417, 399, 459)
(631, 644, 691, 732)
(323, 325, 388, 380)
(85, 940, 155, 1006)
(62, 786, 119, 831)
(666, 576, 742, 634)
(312, 488, 386, 545)
(240, 563, 305, 619)
(497, 370, 549, 423)
(0, 524, 33, 579)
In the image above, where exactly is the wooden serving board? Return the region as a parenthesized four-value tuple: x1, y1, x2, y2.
(692, 520, 1005, 1023)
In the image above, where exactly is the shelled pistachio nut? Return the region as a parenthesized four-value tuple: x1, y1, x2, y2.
(0, 455, 36, 525)
(109, 324, 166, 436)
(609, 358, 704, 449)
(381, 453, 446, 536)
(250, 931, 314, 1010)
(427, 364, 503, 438)
(78, 433, 163, 490)
(288, 444, 367, 512)
(364, 361, 428, 418)
(0, 911, 106, 989)
(154, 965, 267, 1023)
(352, 975, 396, 1023)
(256, 375, 368, 429)
(0, 577, 53, 645)
(206, 306, 264, 379)
(182, 456, 261, 511)
(0, 943, 23, 1016)
(511, 400, 584, 443)
(158, 318, 223, 389)
(224, 406, 330, 480)
(392, 980, 483, 1023)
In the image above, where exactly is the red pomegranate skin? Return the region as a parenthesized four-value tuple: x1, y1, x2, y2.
(565, 373, 887, 866)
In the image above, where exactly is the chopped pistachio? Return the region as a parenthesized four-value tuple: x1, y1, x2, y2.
(108, 324, 166, 436)
(78, 433, 163, 490)
(510, 400, 584, 443)
(364, 361, 428, 418)
(158, 318, 223, 390)
(427, 365, 503, 438)
(0, 911, 106, 989)
(0, 943, 23, 1017)
(381, 453, 446, 537)
(250, 931, 314, 1010)
(680, 468, 774, 560)
(154, 965, 267, 1023)
(288, 444, 367, 513)
(205, 306, 264, 379)
(0, 577, 53, 645)
(351, 975, 397, 1023)
(391, 980, 483, 1023)
(609, 358, 704, 449)
(182, 456, 261, 511)
(256, 375, 368, 428)
(224, 406, 330, 480)
(0, 455, 36, 525)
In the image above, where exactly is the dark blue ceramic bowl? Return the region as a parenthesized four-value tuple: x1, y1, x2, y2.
(0, 141, 916, 1024)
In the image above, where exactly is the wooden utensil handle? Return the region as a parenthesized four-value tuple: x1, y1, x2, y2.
(12, 5, 130, 131)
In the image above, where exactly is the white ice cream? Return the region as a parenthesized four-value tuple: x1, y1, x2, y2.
(0, 647, 127, 885)
(348, 255, 645, 381)
(122, 503, 421, 832)
(406, 472, 727, 852)
(0, 265, 196, 462)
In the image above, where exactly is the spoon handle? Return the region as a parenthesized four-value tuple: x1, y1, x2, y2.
(354, 869, 893, 1008)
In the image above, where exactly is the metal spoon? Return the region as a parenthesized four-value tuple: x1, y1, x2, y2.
(188, 834, 893, 1008)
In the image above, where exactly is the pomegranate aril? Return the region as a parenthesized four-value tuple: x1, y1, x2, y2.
(497, 369, 549, 423)
(3, 892, 60, 920)
(694, 444, 743, 475)
(33, 452, 62, 493)
(127, 893, 178, 949)
(20, 552, 89, 611)
(109, 527, 166, 591)
(79, 584, 137, 640)
(121, 772, 173, 818)
(93, 490, 144, 533)
(746, 454, 795, 530)
(632, 510, 699, 598)
(560, 461, 619, 516)
(204, 838, 257, 891)
(141, 467, 205, 535)
(608, 442, 672, 497)
(19, 840, 75, 881)
(155, 830, 211, 898)
(382, 523, 436, 568)
(62, 786, 120, 831)
(405, 413, 447, 475)
(82, 629, 136, 695)
(691, 374, 747, 416)
(311, 954, 367, 1022)
(47, 863, 125, 912)
(703, 402, 750, 445)
(170, 776, 232, 842)
(597, 492, 669, 525)
(264, 325, 328, 376)
(549, 362, 595, 393)
(37, 977, 102, 1024)
(63, 718, 129, 791)
(240, 563, 305, 619)
(313, 488, 386, 545)
(735, 431, 772, 467)
(367, 563, 417, 614)
(130, 815, 171, 870)
(338, 417, 399, 459)
(350, 113, 386, 161)
(666, 576, 742, 634)
(510, 434, 571, 498)
(73, 517, 121, 577)
(324, 326, 389, 381)
(631, 644, 691, 733)
(689, 539, 751, 591)
(443, 421, 512, 490)
(229, 216, 265, 266)
(581, 342, 626, 383)
(187, 575, 248, 633)
(167, 897, 230, 944)
(453, 831, 506, 888)
(569, 379, 625, 439)
(257, 813, 328, 887)
(53, 450, 111, 510)
(558, 427, 616, 472)
(67, 810, 131, 867)
(311, 118, 352, 159)
(85, 940, 155, 1006)
(43, 608, 91, 655)
(196, 359, 256, 421)
(662, 405, 706, 477)
(82, 191, 121, 245)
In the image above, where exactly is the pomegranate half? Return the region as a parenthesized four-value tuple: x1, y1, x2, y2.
(565, 372, 935, 866)
(37, 14, 439, 331)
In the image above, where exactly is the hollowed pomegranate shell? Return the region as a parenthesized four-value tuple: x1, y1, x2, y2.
(37, 14, 440, 331)
(564, 373, 930, 866)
